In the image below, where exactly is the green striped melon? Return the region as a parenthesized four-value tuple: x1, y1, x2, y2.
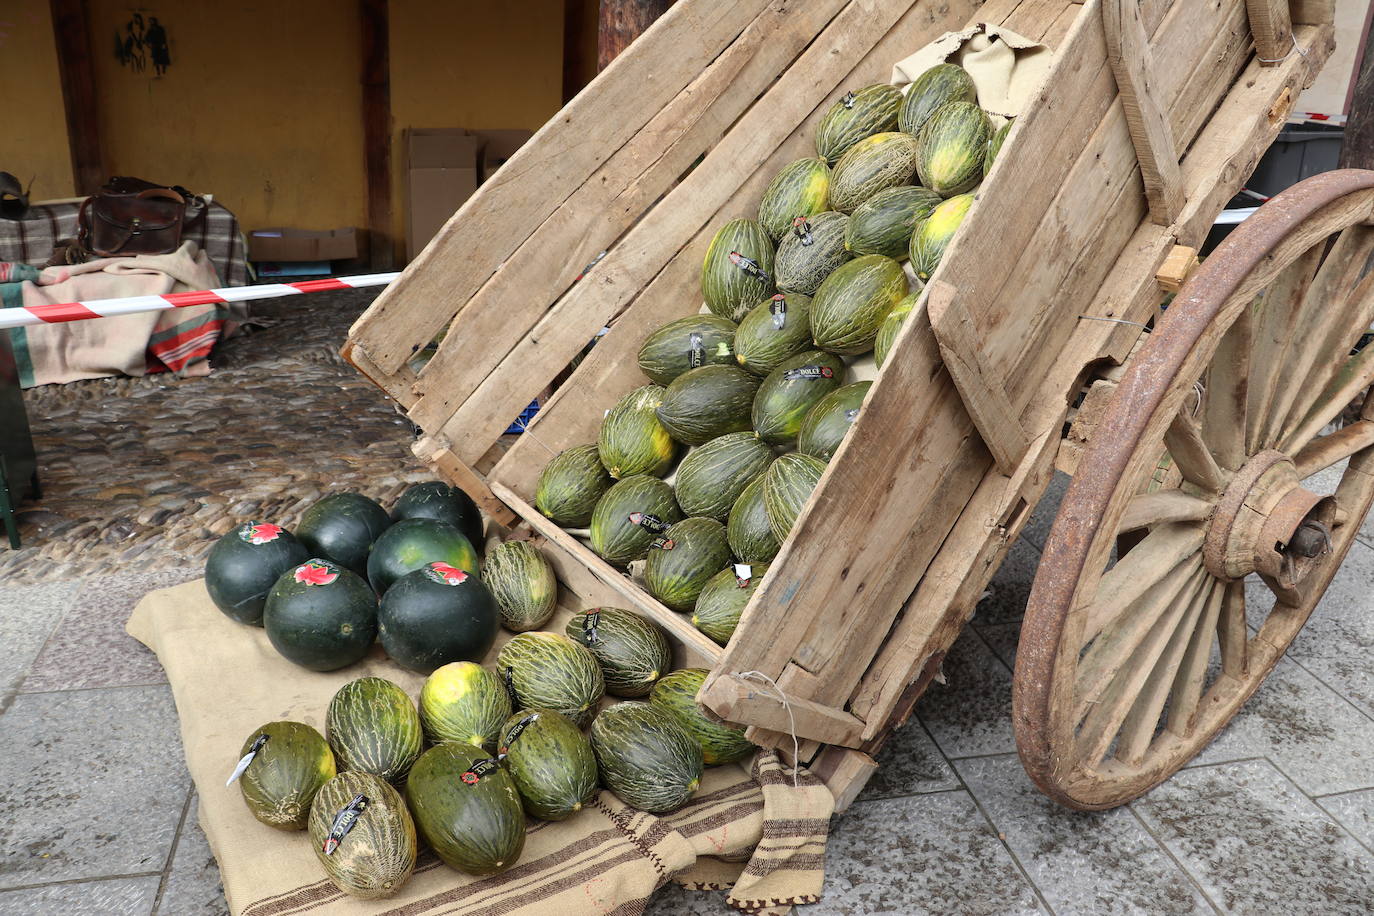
(874, 292, 918, 368)
(498, 631, 605, 727)
(643, 516, 732, 612)
(845, 185, 942, 259)
(752, 350, 845, 447)
(774, 212, 852, 297)
(726, 476, 780, 564)
(236, 721, 336, 831)
(589, 475, 683, 567)
(650, 668, 755, 765)
(419, 661, 512, 751)
(915, 101, 989, 197)
(815, 85, 902, 163)
(656, 364, 760, 446)
(309, 771, 416, 899)
(498, 709, 598, 821)
(598, 384, 678, 479)
(405, 741, 525, 875)
(910, 192, 974, 281)
(734, 293, 814, 377)
(536, 444, 613, 528)
(566, 607, 672, 698)
(692, 564, 766, 646)
(325, 677, 423, 786)
(985, 119, 1011, 175)
(757, 158, 832, 241)
(637, 314, 737, 386)
(590, 702, 704, 813)
(811, 254, 908, 356)
(702, 218, 775, 322)
(673, 431, 774, 521)
(829, 132, 919, 214)
(898, 63, 978, 135)
(798, 381, 872, 462)
(762, 453, 827, 543)
(481, 540, 557, 632)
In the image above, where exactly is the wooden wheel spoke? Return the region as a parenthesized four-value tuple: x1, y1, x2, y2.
(1164, 580, 1226, 740)
(1293, 420, 1374, 478)
(1216, 579, 1249, 679)
(1076, 568, 1211, 766)
(1246, 247, 1326, 454)
(1120, 489, 1213, 533)
(1075, 561, 1205, 718)
(1117, 577, 1223, 765)
(1203, 305, 1252, 470)
(1082, 523, 1207, 642)
(1282, 345, 1374, 454)
(1164, 409, 1226, 492)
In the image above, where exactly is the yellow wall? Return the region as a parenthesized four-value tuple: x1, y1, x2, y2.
(0, 3, 76, 200)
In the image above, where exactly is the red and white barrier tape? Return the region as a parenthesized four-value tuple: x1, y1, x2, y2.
(0, 272, 401, 331)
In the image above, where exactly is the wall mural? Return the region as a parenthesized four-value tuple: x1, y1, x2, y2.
(114, 12, 171, 76)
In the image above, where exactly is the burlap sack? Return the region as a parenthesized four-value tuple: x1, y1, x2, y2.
(890, 23, 1053, 122)
(127, 580, 833, 915)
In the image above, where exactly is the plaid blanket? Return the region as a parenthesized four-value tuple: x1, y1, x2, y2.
(0, 199, 250, 287)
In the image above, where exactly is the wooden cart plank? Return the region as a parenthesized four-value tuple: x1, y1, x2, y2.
(1246, 0, 1294, 65)
(347, 0, 778, 375)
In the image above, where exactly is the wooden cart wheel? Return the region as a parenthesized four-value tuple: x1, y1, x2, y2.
(1014, 170, 1374, 811)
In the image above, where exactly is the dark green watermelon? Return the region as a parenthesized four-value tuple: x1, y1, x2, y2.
(637, 314, 737, 386)
(915, 101, 989, 197)
(845, 185, 942, 260)
(308, 771, 416, 899)
(598, 384, 678, 479)
(751, 350, 845, 447)
(774, 211, 853, 297)
(205, 521, 310, 626)
(762, 453, 827, 543)
(798, 381, 872, 462)
(650, 668, 755, 765)
(263, 559, 378, 671)
(481, 540, 557, 632)
(589, 475, 683, 567)
(898, 63, 978, 135)
(726, 476, 780, 564)
(498, 709, 598, 821)
(591, 702, 703, 813)
(565, 607, 673, 698)
(325, 676, 424, 785)
(656, 364, 760, 446)
(673, 431, 774, 521)
(757, 157, 831, 241)
(829, 132, 920, 213)
(391, 481, 483, 550)
(498, 631, 606, 728)
(378, 562, 499, 673)
(811, 254, 908, 356)
(734, 293, 815, 377)
(405, 741, 525, 875)
(815, 85, 902, 163)
(295, 493, 392, 576)
(234, 720, 336, 831)
(701, 219, 775, 322)
(909, 192, 974, 281)
(367, 518, 478, 595)
(643, 517, 732, 612)
(536, 444, 613, 528)
(692, 564, 766, 646)
(419, 661, 512, 751)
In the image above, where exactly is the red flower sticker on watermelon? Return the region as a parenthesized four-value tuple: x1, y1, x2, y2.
(425, 562, 468, 586)
(239, 522, 283, 545)
(294, 561, 338, 586)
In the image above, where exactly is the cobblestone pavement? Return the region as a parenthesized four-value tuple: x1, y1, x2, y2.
(3, 302, 1374, 913)
(2, 288, 431, 583)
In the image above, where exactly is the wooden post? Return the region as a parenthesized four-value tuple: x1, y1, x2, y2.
(1339, 2, 1374, 170)
(361, 0, 394, 271)
(1246, 0, 1295, 67)
(49, 0, 104, 195)
(598, 0, 675, 71)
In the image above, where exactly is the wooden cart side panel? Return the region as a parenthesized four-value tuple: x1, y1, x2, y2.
(346, 0, 777, 375)
(403, 0, 855, 432)
(705, 0, 1259, 715)
(490, 0, 988, 499)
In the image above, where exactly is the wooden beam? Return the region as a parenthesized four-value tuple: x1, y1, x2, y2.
(1339, 2, 1374, 170)
(1155, 244, 1199, 292)
(1104, 0, 1185, 224)
(927, 280, 1032, 475)
(49, 0, 103, 195)
(361, 0, 394, 271)
(1246, 0, 1294, 66)
(698, 674, 867, 748)
(598, 0, 675, 70)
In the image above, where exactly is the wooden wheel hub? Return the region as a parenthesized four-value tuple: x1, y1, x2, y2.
(1202, 449, 1336, 588)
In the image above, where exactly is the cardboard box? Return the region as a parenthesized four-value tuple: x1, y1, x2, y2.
(477, 129, 534, 184)
(249, 227, 358, 262)
(404, 128, 480, 263)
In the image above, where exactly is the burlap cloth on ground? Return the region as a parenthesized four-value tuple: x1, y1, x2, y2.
(127, 580, 833, 915)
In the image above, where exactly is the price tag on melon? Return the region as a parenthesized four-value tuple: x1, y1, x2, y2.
(628, 512, 669, 534)
(728, 251, 770, 282)
(688, 331, 705, 369)
(499, 713, 540, 757)
(649, 535, 677, 550)
(502, 666, 520, 707)
(582, 611, 601, 644)
(845, 407, 860, 422)
(225, 733, 268, 786)
(770, 295, 788, 329)
(734, 563, 754, 588)
(322, 793, 369, 855)
(790, 217, 814, 247)
(461, 757, 503, 785)
(783, 365, 835, 381)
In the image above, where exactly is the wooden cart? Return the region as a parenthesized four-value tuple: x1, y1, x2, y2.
(344, 0, 1363, 811)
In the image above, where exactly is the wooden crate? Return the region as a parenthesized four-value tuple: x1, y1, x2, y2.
(345, 0, 1334, 807)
